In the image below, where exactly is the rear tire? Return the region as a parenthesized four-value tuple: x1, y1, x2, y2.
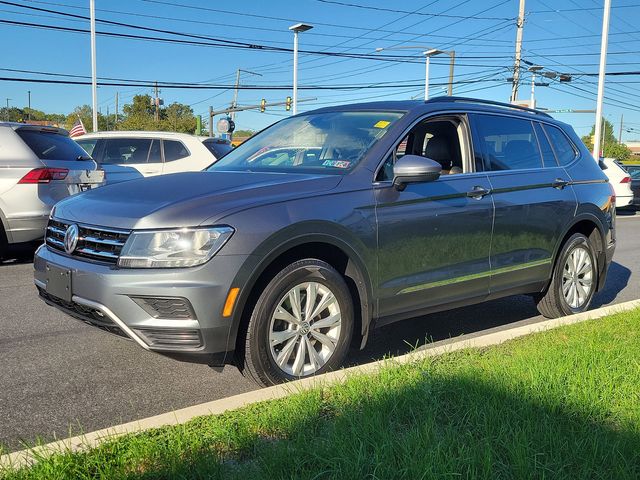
(0, 223, 8, 261)
(535, 233, 597, 318)
(241, 259, 354, 387)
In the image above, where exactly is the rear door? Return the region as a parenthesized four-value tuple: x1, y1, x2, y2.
(470, 113, 577, 295)
(15, 127, 104, 199)
(100, 138, 162, 184)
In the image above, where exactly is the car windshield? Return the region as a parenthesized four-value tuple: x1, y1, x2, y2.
(207, 111, 403, 174)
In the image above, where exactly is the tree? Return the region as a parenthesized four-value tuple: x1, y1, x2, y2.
(119, 95, 197, 133)
(581, 118, 632, 161)
(65, 105, 108, 131)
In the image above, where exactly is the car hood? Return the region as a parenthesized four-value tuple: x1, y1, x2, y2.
(53, 171, 343, 229)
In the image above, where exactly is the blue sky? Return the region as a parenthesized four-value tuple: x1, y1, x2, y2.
(1, 0, 640, 140)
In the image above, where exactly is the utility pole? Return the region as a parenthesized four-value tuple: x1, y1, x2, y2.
(114, 92, 118, 130)
(618, 113, 624, 143)
(209, 106, 213, 137)
(447, 51, 455, 96)
(27, 90, 31, 122)
(154, 81, 159, 123)
(90, 0, 98, 132)
(592, 0, 611, 160)
(106, 105, 110, 131)
(510, 0, 526, 103)
(229, 69, 261, 141)
(4, 98, 10, 121)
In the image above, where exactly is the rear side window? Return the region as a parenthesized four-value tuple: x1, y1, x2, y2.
(203, 140, 232, 159)
(17, 129, 90, 160)
(544, 125, 577, 166)
(102, 138, 152, 164)
(163, 140, 189, 162)
(533, 123, 557, 167)
(148, 140, 162, 163)
(475, 115, 542, 171)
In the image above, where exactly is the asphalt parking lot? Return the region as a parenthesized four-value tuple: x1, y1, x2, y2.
(1, 214, 638, 452)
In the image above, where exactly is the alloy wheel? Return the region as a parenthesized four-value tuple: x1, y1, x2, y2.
(561, 245, 594, 309)
(268, 281, 342, 377)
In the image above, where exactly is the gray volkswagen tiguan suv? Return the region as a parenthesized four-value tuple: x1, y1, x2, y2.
(34, 98, 616, 386)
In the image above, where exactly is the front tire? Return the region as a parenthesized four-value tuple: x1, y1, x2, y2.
(242, 259, 354, 387)
(535, 233, 597, 318)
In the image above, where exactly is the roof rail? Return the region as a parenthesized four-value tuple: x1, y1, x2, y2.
(427, 96, 552, 118)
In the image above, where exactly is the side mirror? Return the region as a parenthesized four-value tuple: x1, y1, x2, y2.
(392, 155, 442, 191)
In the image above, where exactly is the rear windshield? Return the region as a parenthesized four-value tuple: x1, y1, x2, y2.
(203, 140, 233, 159)
(17, 129, 90, 160)
(627, 166, 640, 179)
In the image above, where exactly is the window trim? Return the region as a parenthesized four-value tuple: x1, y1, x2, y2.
(372, 112, 477, 184)
(161, 139, 191, 163)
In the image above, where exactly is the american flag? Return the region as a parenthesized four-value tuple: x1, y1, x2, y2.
(69, 118, 86, 138)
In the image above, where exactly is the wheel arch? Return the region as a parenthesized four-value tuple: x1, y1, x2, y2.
(225, 227, 375, 365)
(549, 211, 608, 292)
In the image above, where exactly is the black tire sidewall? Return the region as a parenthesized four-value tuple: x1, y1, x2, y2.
(554, 233, 597, 315)
(246, 259, 354, 386)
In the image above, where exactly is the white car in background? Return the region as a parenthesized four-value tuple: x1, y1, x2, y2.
(600, 157, 633, 208)
(75, 131, 232, 184)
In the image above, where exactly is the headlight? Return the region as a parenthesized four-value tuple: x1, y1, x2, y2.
(118, 226, 234, 268)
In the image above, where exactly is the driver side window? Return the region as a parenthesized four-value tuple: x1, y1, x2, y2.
(376, 116, 468, 182)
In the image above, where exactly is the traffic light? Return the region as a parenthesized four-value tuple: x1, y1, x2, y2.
(285, 96, 292, 111)
(260, 99, 266, 113)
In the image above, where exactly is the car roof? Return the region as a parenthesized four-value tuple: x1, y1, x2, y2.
(77, 131, 202, 140)
(0, 122, 68, 135)
(306, 96, 569, 129)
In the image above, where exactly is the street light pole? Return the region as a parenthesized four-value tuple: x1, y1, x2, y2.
(289, 23, 313, 115)
(424, 54, 431, 100)
(27, 90, 31, 121)
(90, 0, 98, 132)
(593, 0, 611, 160)
(376, 46, 454, 100)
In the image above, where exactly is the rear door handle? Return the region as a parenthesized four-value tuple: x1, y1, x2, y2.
(467, 186, 491, 199)
(552, 178, 570, 189)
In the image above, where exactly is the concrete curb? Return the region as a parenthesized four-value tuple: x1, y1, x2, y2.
(3, 298, 640, 470)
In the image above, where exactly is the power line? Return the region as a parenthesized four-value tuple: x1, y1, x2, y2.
(313, 0, 513, 20)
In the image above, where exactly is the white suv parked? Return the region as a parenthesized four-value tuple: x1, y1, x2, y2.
(599, 157, 633, 208)
(75, 131, 232, 184)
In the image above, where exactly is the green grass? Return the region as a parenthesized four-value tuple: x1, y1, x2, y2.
(3, 309, 640, 479)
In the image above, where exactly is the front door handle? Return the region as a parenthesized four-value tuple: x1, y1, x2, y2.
(552, 178, 570, 189)
(467, 186, 491, 199)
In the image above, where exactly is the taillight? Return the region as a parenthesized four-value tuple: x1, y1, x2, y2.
(18, 168, 68, 184)
(621, 176, 631, 184)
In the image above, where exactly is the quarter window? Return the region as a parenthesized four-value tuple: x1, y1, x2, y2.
(533, 123, 557, 167)
(544, 125, 577, 166)
(476, 115, 542, 171)
(163, 140, 189, 162)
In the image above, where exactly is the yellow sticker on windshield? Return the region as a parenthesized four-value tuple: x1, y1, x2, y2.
(374, 120, 391, 129)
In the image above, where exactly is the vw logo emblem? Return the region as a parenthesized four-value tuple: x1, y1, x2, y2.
(64, 224, 80, 254)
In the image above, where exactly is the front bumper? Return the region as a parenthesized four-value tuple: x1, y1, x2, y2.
(34, 244, 249, 366)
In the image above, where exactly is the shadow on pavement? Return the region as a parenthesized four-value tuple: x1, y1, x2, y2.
(592, 261, 631, 307)
(354, 259, 631, 365)
(0, 242, 39, 266)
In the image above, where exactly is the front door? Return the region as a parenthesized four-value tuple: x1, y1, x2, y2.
(375, 115, 494, 319)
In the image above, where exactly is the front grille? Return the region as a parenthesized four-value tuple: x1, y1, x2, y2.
(46, 219, 130, 264)
(130, 296, 197, 320)
(38, 287, 128, 339)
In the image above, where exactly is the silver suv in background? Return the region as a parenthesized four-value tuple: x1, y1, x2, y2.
(75, 132, 231, 184)
(0, 123, 104, 257)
